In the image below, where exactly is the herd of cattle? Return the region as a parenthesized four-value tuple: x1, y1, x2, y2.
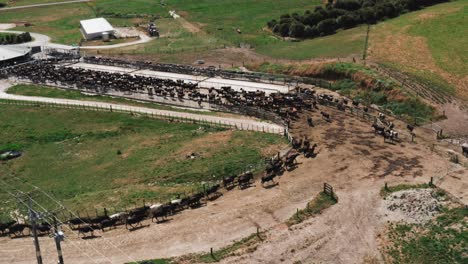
(2, 62, 311, 120)
(1, 57, 464, 240)
(0, 154, 305, 239)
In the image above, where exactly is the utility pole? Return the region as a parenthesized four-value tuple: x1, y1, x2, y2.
(362, 24, 371, 65)
(53, 214, 65, 264)
(28, 195, 43, 264)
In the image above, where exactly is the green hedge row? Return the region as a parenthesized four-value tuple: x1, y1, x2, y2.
(267, 0, 449, 39)
(0, 32, 32, 45)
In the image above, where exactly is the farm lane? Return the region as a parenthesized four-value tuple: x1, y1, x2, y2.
(0, 80, 284, 134)
(0, 0, 91, 11)
(0, 27, 153, 50)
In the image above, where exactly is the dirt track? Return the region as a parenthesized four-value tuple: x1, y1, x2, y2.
(0, 105, 466, 264)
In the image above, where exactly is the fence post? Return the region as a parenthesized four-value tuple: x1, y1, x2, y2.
(210, 248, 215, 260)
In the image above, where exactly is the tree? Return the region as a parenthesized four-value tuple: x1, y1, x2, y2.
(289, 22, 305, 38)
(267, 19, 278, 29)
(23, 32, 32, 42)
(278, 23, 291, 37)
(327, 8, 347, 18)
(272, 24, 281, 33)
(304, 25, 318, 38)
(337, 14, 358, 29)
(304, 12, 324, 26)
(359, 7, 377, 24)
(334, 0, 362, 11)
(317, 18, 337, 35)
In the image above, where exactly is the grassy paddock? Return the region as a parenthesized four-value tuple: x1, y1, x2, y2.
(383, 206, 467, 264)
(164, 0, 365, 59)
(379, 183, 434, 197)
(0, 104, 286, 214)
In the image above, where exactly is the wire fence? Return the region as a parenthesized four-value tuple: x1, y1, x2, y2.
(0, 99, 285, 135)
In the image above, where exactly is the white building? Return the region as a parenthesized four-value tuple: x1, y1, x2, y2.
(80, 18, 115, 40)
(0, 46, 31, 66)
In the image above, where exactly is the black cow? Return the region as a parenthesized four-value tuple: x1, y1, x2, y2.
(320, 111, 330, 121)
(9, 224, 30, 238)
(304, 144, 318, 158)
(205, 184, 221, 200)
(372, 123, 385, 135)
(307, 116, 314, 127)
(261, 172, 277, 187)
(462, 144, 468, 157)
(0, 221, 16, 235)
(223, 175, 236, 188)
(36, 223, 52, 235)
(77, 224, 99, 238)
(100, 218, 117, 232)
(125, 214, 145, 230)
(238, 172, 253, 189)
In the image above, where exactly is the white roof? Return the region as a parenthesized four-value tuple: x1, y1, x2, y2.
(0, 46, 31, 61)
(80, 18, 114, 35)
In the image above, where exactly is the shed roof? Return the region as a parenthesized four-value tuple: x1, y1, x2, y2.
(80, 18, 114, 35)
(0, 46, 31, 61)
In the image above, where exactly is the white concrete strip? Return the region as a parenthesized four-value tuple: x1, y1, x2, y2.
(80, 33, 153, 50)
(67, 63, 290, 94)
(0, 80, 284, 134)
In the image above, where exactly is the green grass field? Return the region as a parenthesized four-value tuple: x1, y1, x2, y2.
(0, 0, 69, 7)
(384, 205, 467, 264)
(0, 0, 466, 101)
(368, 0, 467, 96)
(163, 0, 366, 59)
(0, 104, 286, 216)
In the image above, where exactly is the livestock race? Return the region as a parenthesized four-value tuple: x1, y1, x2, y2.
(0, 0, 467, 263)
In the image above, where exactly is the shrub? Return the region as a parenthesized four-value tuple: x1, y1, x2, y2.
(317, 18, 337, 35)
(278, 23, 290, 37)
(289, 22, 305, 38)
(267, 0, 449, 39)
(334, 0, 362, 11)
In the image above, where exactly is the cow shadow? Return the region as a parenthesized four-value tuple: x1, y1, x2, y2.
(81, 234, 101, 240)
(262, 182, 279, 189)
(128, 224, 150, 232)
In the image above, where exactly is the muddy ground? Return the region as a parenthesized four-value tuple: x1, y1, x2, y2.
(0, 105, 466, 264)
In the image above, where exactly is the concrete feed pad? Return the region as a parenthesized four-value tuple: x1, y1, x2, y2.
(66, 63, 289, 94)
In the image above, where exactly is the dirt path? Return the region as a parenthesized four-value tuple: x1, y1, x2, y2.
(0, 102, 466, 264)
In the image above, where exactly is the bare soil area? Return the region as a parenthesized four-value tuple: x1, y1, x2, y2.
(0, 105, 466, 264)
(380, 188, 447, 224)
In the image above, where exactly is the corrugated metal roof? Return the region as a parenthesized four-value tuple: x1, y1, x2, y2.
(0, 46, 31, 61)
(80, 18, 114, 35)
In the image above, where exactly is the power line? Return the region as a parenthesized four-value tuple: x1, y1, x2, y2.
(0, 180, 105, 264)
(0, 181, 100, 264)
(9, 177, 138, 264)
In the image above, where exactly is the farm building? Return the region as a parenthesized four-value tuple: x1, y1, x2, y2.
(0, 46, 32, 67)
(79, 18, 115, 40)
